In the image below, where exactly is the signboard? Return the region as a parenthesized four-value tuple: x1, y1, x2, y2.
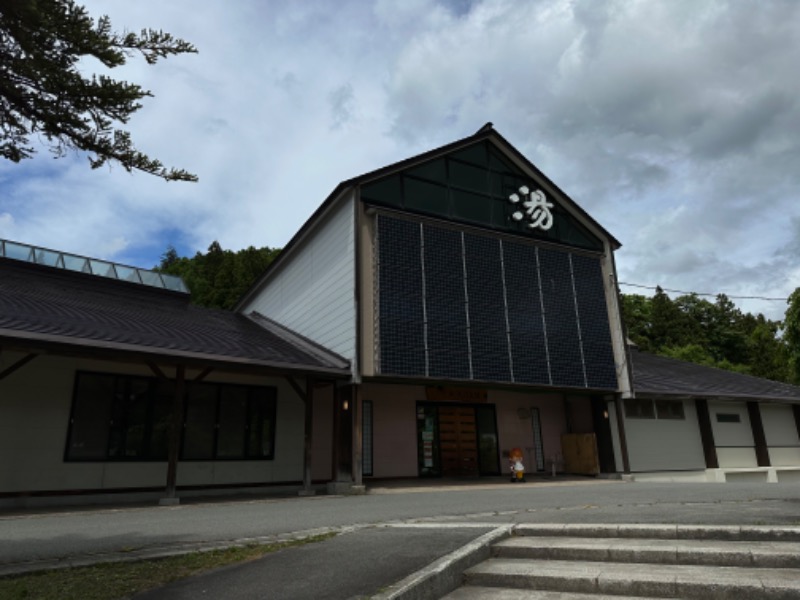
(425, 386, 488, 403)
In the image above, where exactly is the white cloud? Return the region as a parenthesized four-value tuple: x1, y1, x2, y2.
(2, 0, 799, 321)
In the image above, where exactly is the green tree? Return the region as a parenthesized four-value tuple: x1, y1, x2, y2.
(620, 289, 790, 384)
(156, 242, 281, 310)
(1, 0, 197, 181)
(786, 288, 800, 384)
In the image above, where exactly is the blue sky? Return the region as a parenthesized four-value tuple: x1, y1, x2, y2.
(1, 0, 799, 320)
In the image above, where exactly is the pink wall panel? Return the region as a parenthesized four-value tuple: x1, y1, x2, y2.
(363, 383, 422, 478)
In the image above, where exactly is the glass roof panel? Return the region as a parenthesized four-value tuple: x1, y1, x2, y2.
(35, 249, 62, 267)
(63, 255, 91, 273)
(4, 241, 33, 262)
(138, 270, 164, 287)
(0, 237, 189, 294)
(115, 265, 142, 283)
(161, 273, 188, 293)
(89, 259, 116, 278)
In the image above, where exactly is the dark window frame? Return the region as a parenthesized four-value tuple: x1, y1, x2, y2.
(624, 398, 655, 419)
(65, 371, 277, 462)
(655, 399, 686, 420)
(716, 413, 742, 424)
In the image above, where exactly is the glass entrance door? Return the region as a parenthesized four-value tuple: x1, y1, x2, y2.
(416, 402, 499, 477)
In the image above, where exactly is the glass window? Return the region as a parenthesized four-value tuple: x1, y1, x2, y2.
(246, 388, 276, 459)
(362, 400, 373, 476)
(716, 413, 741, 423)
(67, 373, 114, 459)
(66, 372, 277, 462)
(416, 404, 440, 477)
(656, 400, 685, 420)
(107, 377, 151, 459)
(183, 383, 218, 459)
(624, 398, 655, 419)
(218, 387, 247, 458)
(148, 380, 173, 460)
(475, 405, 500, 475)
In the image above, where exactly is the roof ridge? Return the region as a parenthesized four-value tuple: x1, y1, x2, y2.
(246, 312, 350, 371)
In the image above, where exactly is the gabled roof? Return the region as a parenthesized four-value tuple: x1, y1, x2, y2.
(236, 123, 620, 311)
(631, 349, 800, 403)
(0, 258, 350, 376)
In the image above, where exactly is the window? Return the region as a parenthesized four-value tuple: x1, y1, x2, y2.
(66, 372, 276, 462)
(624, 398, 655, 419)
(716, 413, 741, 423)
(625, 398, 686, 420)
(655, 400, 685, 420)
(183, 382, 218, 459)
(362, 400, 373, 476)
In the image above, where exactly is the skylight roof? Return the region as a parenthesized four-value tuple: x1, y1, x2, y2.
(0, 238, 189, 294)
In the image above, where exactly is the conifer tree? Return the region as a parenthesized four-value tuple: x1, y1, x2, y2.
(0, 0, 197, 181)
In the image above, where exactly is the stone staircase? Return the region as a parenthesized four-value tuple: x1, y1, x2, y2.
(441, 524, 800, 599)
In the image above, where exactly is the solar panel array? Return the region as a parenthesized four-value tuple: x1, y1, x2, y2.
(376, 215, 618, 390)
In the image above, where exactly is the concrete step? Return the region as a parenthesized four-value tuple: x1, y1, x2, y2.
(442, 587, 671, 599)
(462, 558, 800, 599)
(513, 523, 800, 542)
(494, 535, 800, 568)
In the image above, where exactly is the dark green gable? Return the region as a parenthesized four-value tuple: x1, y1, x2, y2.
(360, 140, 604, 252)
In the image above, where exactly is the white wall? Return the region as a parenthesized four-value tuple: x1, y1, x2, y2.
(761, 404, 800, 467)
(240, 193, 356, 362)
(0, 353, 309, 494)
(624, 399, 706, 472)
(709, 401, 756, 468)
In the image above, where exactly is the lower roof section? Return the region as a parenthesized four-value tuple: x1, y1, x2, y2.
(630, 348, 800, 403)
(0, 258, 350, 377)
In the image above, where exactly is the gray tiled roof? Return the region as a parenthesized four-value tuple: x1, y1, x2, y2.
(0, 258, 349, 375)
(631, 349, 800, 403)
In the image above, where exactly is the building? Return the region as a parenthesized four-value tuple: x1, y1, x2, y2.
(0, 240, 350, 506)
(235, 123, 631, 487)
(624, 348, 800, 482)
(2, 124, 799, 507)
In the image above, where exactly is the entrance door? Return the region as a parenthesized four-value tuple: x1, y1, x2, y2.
(438, 406, 479, 476)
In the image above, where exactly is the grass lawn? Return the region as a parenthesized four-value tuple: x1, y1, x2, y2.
(0, 532, 336, 600)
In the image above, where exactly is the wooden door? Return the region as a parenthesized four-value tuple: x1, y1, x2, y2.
(438, 407, 479, 476)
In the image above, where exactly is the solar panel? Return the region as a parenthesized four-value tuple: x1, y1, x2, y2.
(375, 215, 617, 390)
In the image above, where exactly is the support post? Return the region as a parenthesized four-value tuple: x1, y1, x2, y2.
(161, 364, 185, 505)
(612, 395, 631, 474)
(695, 399, 719, 469)
(794, 405, 800, 440)
(747, 401, 770, 467)
(285, 376, 315, 496)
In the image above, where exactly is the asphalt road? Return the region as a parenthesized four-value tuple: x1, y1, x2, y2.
(3, 478, 800, 572)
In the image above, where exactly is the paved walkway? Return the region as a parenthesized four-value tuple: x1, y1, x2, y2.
(3, 479, 800, 598)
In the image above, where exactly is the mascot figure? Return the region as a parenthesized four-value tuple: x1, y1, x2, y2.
(509, 447, 526, 483)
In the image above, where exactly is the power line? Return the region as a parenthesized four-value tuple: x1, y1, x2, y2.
(618, 281, 789, 302)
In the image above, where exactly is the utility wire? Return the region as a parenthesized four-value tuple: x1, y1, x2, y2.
(618, 281, 788, 302)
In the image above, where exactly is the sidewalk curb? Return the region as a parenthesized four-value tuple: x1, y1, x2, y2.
(370, 525, 512, 600)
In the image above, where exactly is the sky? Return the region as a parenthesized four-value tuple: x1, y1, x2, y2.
(1, 0, 799, 321)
